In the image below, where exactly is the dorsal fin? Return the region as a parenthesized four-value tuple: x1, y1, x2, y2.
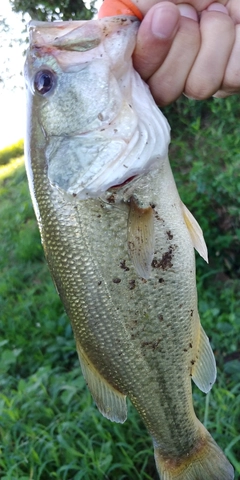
(181, 201, 208, 263)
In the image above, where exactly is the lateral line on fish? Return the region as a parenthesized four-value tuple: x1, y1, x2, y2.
(98, 0, 143, 21)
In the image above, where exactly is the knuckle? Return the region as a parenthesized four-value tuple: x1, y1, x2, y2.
(222, 73, 240, 94)
(184, 81, 217, 100)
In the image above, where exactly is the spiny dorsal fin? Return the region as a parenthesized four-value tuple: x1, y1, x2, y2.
(181, 201, 208, 263)
(127, 196, 154, 279)
(76, 341, 127, 423)
(191, 325, 216, 393)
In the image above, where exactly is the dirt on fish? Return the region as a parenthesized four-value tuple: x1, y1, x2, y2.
(151, 245, 175, 270)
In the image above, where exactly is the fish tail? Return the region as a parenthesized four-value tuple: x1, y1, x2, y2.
(154, 424, 234, 480)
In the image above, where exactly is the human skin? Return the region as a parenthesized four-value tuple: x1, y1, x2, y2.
(132, 0, 240, 105)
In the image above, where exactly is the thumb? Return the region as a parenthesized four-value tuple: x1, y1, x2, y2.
(133, 2, 180, 80)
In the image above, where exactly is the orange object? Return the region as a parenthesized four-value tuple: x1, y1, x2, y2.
(98, 0, 143, 21)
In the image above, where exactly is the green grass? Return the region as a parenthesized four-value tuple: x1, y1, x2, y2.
(0, 140, 24, 166)
(0, 95, 240, 479)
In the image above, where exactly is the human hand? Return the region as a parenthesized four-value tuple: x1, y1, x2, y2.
(132, 1, 240, 105)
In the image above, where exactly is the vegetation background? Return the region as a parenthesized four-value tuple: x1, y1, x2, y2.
(0, 2, 240, 479)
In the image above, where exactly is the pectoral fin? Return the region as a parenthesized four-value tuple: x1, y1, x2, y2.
(181, 202, 208, 263)
(127, 196, 154, 279)
(191, 325, 216, 393)
(76, 341, 127, 423)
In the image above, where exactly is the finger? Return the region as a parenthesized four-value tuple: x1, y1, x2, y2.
(147, 8, 200, 106)
(227, 0, 240, 23)
(131, 0, 228, 16)
(133, 3, 180, 80)
(214, 24, 240, 97)
(215, 0, 240, 96)
(184, 8, 235, 99)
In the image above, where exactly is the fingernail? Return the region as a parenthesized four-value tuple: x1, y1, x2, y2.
(178, 4, 198, 21)
(151, 5, 179, 39)
(207, 3, 228, 14)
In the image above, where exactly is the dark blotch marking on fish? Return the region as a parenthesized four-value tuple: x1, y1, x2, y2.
(97, 214, 101, 218)
(151, 245, 174, 270)
(166, 230, 173, 240)
(159, 278, 164, 284)
(120, 260, 130, 272)
(191, 360, 195, 365)
(107, 194, 115, 204)
(153, 208, 164, 222)
(98, 281, 102, 286)
(184, 342, 194, 352)
(72, 193, 77, 197)
(129, 279, 135, 290)
(130, 319, 138, 328)
(141, 338, 161, 351)
(158, 314, 164, 322)
(190, 309, 194, 317)
(113, 278, 121, 284)
(128, 241, 134, 251)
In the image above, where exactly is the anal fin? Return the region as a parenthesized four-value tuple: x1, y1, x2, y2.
(127, 196, 154, 279)
(76, 340, 127, 423)
(181, 201, 208, 263)
(192, 325, 216, 393)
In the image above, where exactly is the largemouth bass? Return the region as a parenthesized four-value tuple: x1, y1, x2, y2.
(24, 16, 234, 480)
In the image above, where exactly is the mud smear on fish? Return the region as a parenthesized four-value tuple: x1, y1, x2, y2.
(24, 16, 234, 480)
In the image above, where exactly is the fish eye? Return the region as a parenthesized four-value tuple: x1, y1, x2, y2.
(33, 69, 56, 95)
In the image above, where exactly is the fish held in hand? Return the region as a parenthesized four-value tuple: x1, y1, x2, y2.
(24, 16, 234, 480)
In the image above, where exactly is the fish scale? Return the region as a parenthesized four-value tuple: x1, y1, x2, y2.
(24, 15, 234, 480)
(29, 138, 200, 454)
